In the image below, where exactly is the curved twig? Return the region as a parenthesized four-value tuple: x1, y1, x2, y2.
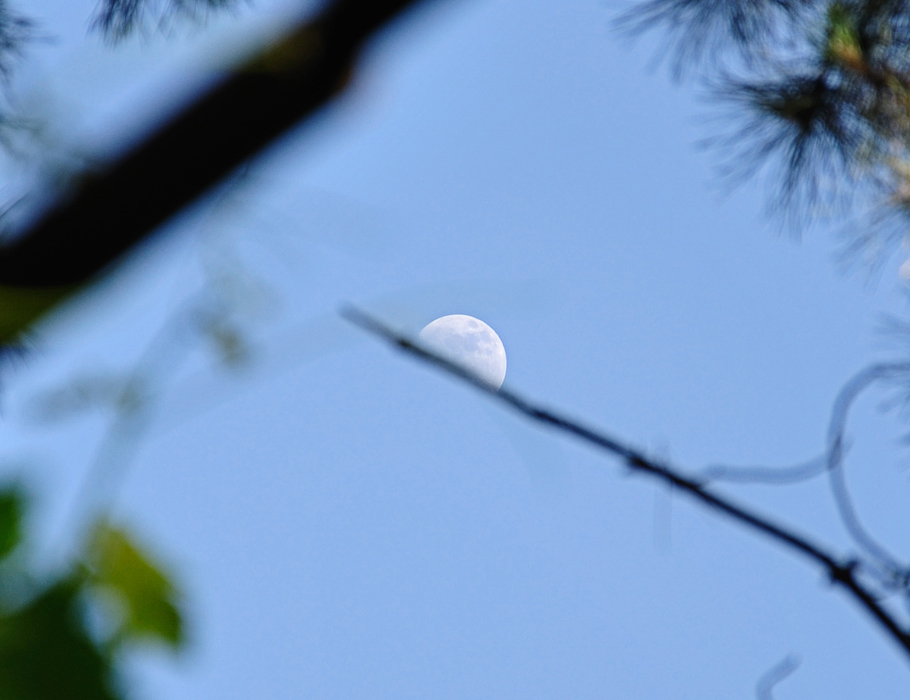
(826, 362, 910, 584)
(701, 455, 827, 484)
(343, 306, 910, 664)
(756, 654, 800, 700)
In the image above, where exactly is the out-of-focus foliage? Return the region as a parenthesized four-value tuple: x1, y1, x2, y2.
(0, 580, 121, 700)
(0, 486, 184, 700)
(0, 488, 22, 559)
(0, 1, 31, 81)
(621, 0, 910, 247)
(0, 0, 240, 79)
(90, 0, 243, 42)
(83, 523, 184, 649)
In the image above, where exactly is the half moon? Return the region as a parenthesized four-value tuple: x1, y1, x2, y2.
(418, 314, 507, 389)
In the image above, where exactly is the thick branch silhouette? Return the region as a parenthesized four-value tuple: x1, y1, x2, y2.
(342, 305, 910, 664)
(0, 0, 434, 338)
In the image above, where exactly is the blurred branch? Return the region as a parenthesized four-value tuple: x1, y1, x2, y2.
(694, 360, 910, 598)
(696, 361, 910, 593)
(343, 305, 910, 664)
(700, 454, 827, 484)
(756, 653, 801, 700)
(0, 0, 436, 340)
(55, 276, 258, 552)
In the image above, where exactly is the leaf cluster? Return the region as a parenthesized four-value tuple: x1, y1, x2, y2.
(0, 486, 185, 700)
(622, 0, 910, 245)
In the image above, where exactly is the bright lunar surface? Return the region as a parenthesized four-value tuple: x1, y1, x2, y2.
(418, 315, 507, 388)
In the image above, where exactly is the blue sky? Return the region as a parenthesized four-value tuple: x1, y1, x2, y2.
(4, 0, 910, 697)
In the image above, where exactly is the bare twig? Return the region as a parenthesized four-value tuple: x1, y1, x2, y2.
(56, 296, 202, 558)
(826, 362, 910, 586)
(697, 360, 910, 593)
(342, 306, 910, 664)
(701, 455, 827, 484)
(756, 654, 801, 700)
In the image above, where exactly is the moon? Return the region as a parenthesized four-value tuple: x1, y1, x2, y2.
(418, 315, 507, 388)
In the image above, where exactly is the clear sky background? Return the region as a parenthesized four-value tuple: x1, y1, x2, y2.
(3, 0, 910, 697)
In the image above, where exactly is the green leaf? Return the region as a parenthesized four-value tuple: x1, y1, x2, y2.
(0, 487, 24, 562)
(85, 523, 184, 649)
(0, 580, 120, 700)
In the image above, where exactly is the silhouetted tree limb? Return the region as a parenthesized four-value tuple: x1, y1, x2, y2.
(0, 0, 434, 340)
(342, 305, 910, 665)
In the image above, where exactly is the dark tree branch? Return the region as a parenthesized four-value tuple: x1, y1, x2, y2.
(0, 0, 435, 340)
(342, 305, 910, 664)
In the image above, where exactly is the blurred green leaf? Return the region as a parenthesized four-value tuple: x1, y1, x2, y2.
(0, 488, 23, 562)
(85, 523, 183, 649)
(0, 580, 120, 700)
